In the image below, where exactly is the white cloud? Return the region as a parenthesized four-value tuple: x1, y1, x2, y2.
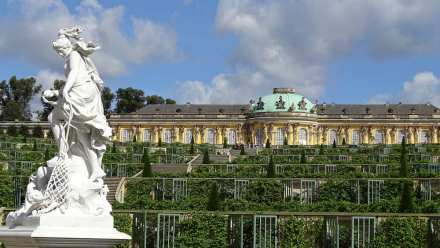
(402, 72, 440, 106)
(0, 0, 179, 78)
(368, 71, 440, 107)
(178, 0, 440, 104)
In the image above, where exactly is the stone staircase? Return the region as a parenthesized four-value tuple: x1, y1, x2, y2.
(104, 177, 122, 204)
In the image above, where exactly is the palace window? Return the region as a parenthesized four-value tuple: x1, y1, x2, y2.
(275, 127, 285, 145)
(419, 130, 430, 144)
(143, 128, 151, 142)
(184, 129, 193, 144)
(298, 128, 308, 145)
(162, 128, 172, 144)
(328, 130, 337, 145)
(255, 128, 264, 145)
(206, 128, 215, 144)
(374, 130, 384, 144)
(228, 129, 236, 145)
(397, 130, 406, 144)
(352, 130, 360, 145)
(121, 129, 131, 143)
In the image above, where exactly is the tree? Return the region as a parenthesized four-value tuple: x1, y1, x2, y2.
(223, 137, 228, 148)
(33, 126, 44, 138)
(207, 182, 220, 211)
(7, 125, 17, 136)
(283, 136, 288, 146)
(265, 139, 271, 148)
(38, 79, 64, 121)
(158, 137, 162, 147)
(189, 136, 195, 155)
(300, 149, 306, 164)
(115, 87, 145, 113)
(19, 125, 28, 136)
(145, 95, 176, 105)
(267, 155, 275, 178)
(202, 148, 210, 164)
(32, 139, 37, 151)
(111, 142, 117, 153)
(44, 148, 50, 161)
(132, 134, 137, 143)
(399, 137, 414, 212)
(332, 139, 337, 148)
(240, 144, 246, 155)
(101, 86, 115, 117)
(342, 138, 346, 146)
(142, 149, 153, 177)
(0, 76, 42, 121)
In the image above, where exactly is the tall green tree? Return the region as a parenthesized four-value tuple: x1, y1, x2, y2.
(0, 76, 42, 121)
(142, 149, 152, 177)
(202, 148, 210, 164)
(399, 137, 414, 212)
(101, 86, 115, 117)
(189, 136, 195, 155)
(265, 138, 271, 148)
(115, 87, 145, 113)
(207, 182, 220, 211)
(267, 155, 275, 178)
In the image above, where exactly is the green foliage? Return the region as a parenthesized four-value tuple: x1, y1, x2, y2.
(111, 142, 117, 153)
(240, 145, 246, 155)
(265, 138, 271, 148)
(142, 149, 152, 177)
(0, 168, 13, 208)
(300, 149, 306, 164)
(332, 139, 337, 148)
(207, 182, 220, 211)
(145, 95, 176, 105)
(372, 217, 427, 248)
(101, 86, 115, 117)
(400, 137, 408, 177)
(342, 137, 346, 145)
(176, 213, 227, 248)
(202, 149, 210, 164)
(223, 137, 227, 148)
(400, 180, 415, 213)
(132, 134, 137, 143)
(44, 148, 50, 161)
(0, 76, 42, 121)
(33, 126, 43, 138)
(158, 137, 162, 147)
(7, 126, 17, 136)
(190, 137, 195, 155)
(266, 155, 275, 178)
(19, 125, 28, 137)
(113, 213, 132, 248)
(283, 136, 288, 146)
(115, 87, 145, 114)
(280, 217, 308, 247)
(32, 139, 37, 151)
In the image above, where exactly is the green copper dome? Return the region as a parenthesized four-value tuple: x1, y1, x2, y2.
(251, 88, 315, 113)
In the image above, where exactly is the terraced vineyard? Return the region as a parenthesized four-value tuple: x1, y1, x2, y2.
(1, 134, 440, 247)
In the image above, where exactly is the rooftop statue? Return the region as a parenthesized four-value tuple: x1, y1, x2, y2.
(6, 26, 113, 227)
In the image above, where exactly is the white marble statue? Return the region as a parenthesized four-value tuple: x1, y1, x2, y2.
(6, 26, 113, 227)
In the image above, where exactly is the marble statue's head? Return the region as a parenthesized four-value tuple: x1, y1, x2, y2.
(53, 36, 72, 58)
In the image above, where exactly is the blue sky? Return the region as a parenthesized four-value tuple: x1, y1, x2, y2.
(0, 0, 440, 108)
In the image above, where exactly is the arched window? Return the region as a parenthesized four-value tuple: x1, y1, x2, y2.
(352, 130, 360, 145)
(419, 130, 429, 144)
(228, 129, 236, 145)
(328, 130, 337, 145)
(121, 129, 131, 143)
(375, 130, 384, 144)
(162, 128, 172, 144)
(143, 128, 151, 142)
(255, 128, 264, 145)
(397, 130, 405, 144)
(206, 128, 216, 144)
(275, 128, 285, 145)
(298, 128, 308, 145)
(184, 129, 193, 144)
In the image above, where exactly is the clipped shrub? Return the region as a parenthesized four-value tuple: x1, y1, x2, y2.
(207, 182, 220, 211)
(202, 148, 210, 164)
(266, 155, 275, 178)
(142, 149, 152, 177)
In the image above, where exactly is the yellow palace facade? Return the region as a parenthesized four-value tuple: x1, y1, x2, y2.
(109, 88, 440, 146)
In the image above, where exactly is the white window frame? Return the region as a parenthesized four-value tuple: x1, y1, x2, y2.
(143, 128, 151, 143)
(120, 129, 131, 143)
(275, 128, 285, 146)
(184, 129, 193, 144)
(162, 128, 172, 144)
(374, 130, 384, 144)
(352, 130, 360, 145)
(228, 129, 236, 145)
(255, 128, 264, 145)
(206, 128, 216, 144)
(328, 130, 337, 145)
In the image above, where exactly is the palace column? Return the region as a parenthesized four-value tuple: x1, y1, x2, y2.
(433, 127, 439, 144)
(287, 124, 294, 145)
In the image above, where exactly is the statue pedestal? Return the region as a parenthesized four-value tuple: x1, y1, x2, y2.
(0, 214, 130, 247)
